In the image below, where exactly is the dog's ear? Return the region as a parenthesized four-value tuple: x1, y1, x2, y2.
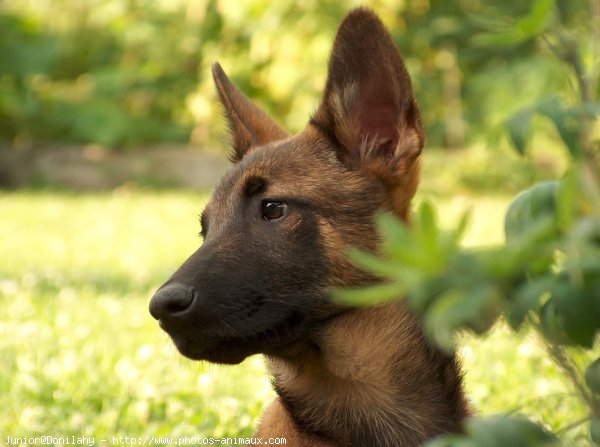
(213, 63, 289, 162)
(312, 8, 424, 173)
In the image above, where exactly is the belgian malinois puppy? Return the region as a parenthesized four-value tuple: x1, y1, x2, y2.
(149, 7, 468, 446)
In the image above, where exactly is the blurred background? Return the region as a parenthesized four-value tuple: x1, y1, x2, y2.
(0, 0, 595, 444)
(0, 0, 582, 190)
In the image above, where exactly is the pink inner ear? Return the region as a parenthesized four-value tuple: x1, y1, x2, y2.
(352, 81, 400, 161)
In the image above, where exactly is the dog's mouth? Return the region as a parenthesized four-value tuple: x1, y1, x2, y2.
(164, 311, 306, 364)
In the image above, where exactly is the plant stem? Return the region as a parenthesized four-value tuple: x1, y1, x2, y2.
(555, 414, 591, 435)
(544, 340, 595, 409)
(589, 0, 600, 103)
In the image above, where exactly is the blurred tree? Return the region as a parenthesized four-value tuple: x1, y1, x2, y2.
(0, 0, 594, 150)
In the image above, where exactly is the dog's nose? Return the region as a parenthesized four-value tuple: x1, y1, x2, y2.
(149, 284, 195, 320)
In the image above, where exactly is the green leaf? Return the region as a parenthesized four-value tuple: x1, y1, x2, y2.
(376, 211, 449, 273)
(464, 286, 503, 335)
(473, 0, 554, 48)
(376, 213, 426, 266)
(516, 0, 555, 36)
(473, 30, 529, 47)
(505, 181, 559, 243)
(426, 416, 558, 446)
(332, 281, 404, 306)
(505, 96, 589, 158)
(506, 108, 534, 155)
(556, 168, 580, 231)
(465, 415, 558, 446)
(536, 98, 582, 157)
(418, 200, 439, 248)
(539, 299, 572, 345)
(425, 289, 466, 351)
(591, 415, 600, 445)
(425, 435, 476, 447)
(346, 248, 407, 278)
(504, 201, 527, 242)
(376, 212, 411, 243)
(552, 280, 597, 348)
(425, 286, 501, 351)
(405, 278, 450, 315)
(584, 357, 600, 394)
(508, 278, 552, 330)
(454, 211, 471, 244)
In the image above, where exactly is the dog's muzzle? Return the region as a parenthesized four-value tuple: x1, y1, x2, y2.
(149, 283, 195, 323)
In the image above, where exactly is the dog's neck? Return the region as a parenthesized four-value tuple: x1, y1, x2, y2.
(266, 302, 468, 446)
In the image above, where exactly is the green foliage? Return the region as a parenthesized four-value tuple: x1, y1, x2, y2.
(342, 157, 600, 446)
(429, 416, 558, 447)
(339, 0, 600, 445)
(472, 0, 555, 47)
(0, 192, 273, 437)
(506, 97, 600, 157)
(592, 416, 600, 444)
(0, 0, 591, 149)
(0, 3, 196, 147)
(504, 180, 559, 240)
(586, 358, 600, 394)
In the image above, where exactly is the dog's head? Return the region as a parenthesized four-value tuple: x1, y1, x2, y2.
(149, 8, 424, 364)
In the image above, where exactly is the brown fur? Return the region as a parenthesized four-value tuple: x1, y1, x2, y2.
(149, 7, 469, 447)
(261, 302, 468, 446)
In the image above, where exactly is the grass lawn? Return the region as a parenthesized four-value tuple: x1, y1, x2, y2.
(0, 161, 594, 445)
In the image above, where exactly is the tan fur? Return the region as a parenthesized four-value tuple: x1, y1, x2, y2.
(204, 8, 469, 445)
(213, 63, 289, 161)
(364, 155, 422, 222)
(261, 303, 468, 446)
(256, 400, 337, 447)
(207, 7, 468, 447)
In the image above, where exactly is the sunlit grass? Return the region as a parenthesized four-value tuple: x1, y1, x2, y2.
(0, 191, 271, 438)
(0, 186, 592, 445)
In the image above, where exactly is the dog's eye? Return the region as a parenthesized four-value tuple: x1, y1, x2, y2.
(261, 200, 287, 220)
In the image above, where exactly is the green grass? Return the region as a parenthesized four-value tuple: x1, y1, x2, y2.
(0, 184, 593, 444)
(0, 191, 271, 439)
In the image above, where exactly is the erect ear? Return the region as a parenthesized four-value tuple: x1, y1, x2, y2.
(212, 63, 289, 162)
(312, 8, 424, 174)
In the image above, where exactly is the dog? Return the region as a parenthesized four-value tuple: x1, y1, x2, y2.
(149, 8, 468, 446)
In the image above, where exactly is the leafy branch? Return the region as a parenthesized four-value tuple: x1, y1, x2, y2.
(339, 0, 600, 444)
